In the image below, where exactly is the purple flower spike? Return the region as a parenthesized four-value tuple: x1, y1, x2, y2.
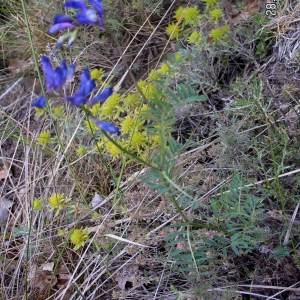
(41, 56, 55, 90)
(77, 69, 96, 96)
(41, 56, 76, 91)
(90, 87, 113, 105)
(67, 68, 96, 107)
(64, 0, 87, 10)
(32, 96, 47, 108)
(95, 120, 120, 135)
(49, 14, 74, 34)
(76, 9, 98, 25)
(89, 0, 105, 29)
(49, 23, 74, 34)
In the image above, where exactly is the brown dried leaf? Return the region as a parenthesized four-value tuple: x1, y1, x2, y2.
(30, 270, 57, 300)
(56, 264, 74, 300)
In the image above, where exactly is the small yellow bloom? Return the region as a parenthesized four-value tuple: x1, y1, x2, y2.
(182, 6, 200, 25)
(158, 63, 171, 75)
(166, 23, 181, 40)
(175, 6, 186, 22)
(209, 25, 230, 42)
(52, 105, 64, 119)
(33, 199, 43, 211)
(48, 193, 65, 210)
(121, 116, 136, 134)
(76, 145, 87, 156)
(105, 141, 122, 157)
(70, 228, 89, 250)
(175, 6, 200, 25)
(137, 80, 157, 99)
(37, 130, 51, 146)
(90, 68, 104, 82)
(130, 131, 146, 148)
(187, 31, 202, 44)
(151, 134, 163, 146)
(204, 0, 219, 8)
(90, 103, 102, 118)
(209, 8, 222, 22)
(140, 104, 149, 114)
(148, 69, 161, 81)
(101, 93, 120, 116)
(123, 93, 141, 108)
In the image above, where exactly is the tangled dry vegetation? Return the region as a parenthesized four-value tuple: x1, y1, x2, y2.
(0, 0, 300, 299)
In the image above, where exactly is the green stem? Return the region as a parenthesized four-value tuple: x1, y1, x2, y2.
(20, 0, 45, 96)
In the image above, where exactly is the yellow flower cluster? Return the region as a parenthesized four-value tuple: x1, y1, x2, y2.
(188, 31, 202, 44)
(210, 8, 223, 22)
(70, 228, 89, 250)
(48, 193, 66, 210)
(204, 0, 219, 8)
(91, 68, 104, 83)
(101, 93, 121, 117)
(175, 6, 200, 25)
(166, 23, 181, 40)
(166, 6, 201, 40)
(209, 25, 230, 42)
(165, 4, 229, 45)
(87, 61, 174, 159)
(105, 140, 122, 157)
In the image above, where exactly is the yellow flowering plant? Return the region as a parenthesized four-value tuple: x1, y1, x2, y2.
(52, 105, 64, 119)
(166, 23, 181, 40)
(175, 6, 200, 26)
(70, 227, 89, 250)
(100, 93, 121, 117)
(48, 193, 67, 215)
(209, 25, 230, 42)
(32, 198, 43, 211)
(204, 0, 219, 9)
(188, 31, 202, 44)
(209, 8, 223, 22)
(90, 68, 104, 82)
(37, 130, 51, 147)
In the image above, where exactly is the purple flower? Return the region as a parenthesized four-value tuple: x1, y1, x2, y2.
(67, 68, 96, 106)
(89, 0, 105, 29)
(90, 87, 113, 105)
(64, 0, 105, 29)
(32, 96, 47, 108)
(76, 9, 98, 25)
(41, 56, 76, 91)
(95, 120, 120, 135)
(49, 14, 74, 34)
(64, 0, 87, 10)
